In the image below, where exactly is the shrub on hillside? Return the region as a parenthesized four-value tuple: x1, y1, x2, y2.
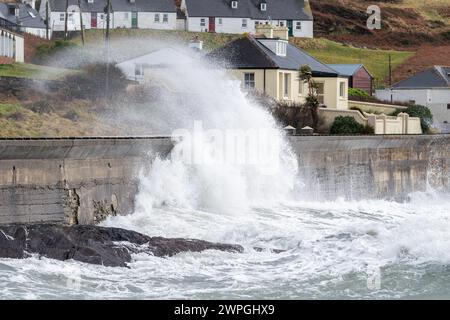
(26, 100, 54, 114)
(62, 63, 128, 101)
(392, 104, 433, 132)
(330, 116, 374, 135)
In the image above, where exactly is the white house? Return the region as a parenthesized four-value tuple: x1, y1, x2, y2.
(39, 0, 177, 33)
(0, 3, 48, 38)
(376, 66, 450, 133)
(180, 0, 314, 38)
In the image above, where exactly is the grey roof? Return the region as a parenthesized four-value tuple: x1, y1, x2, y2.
(184, 0, 313, 20)
(207, 36, 341, 77)
(48, 0, 176, 13)
(392, 66, 450, 89)
(0, 3, 46, 28)
(327, 64, 373, 78)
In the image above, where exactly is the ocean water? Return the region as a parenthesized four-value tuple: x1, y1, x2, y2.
(0, 190, 449, 299)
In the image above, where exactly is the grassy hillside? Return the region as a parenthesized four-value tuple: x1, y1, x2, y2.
(291, 38, 414, 87)
(0, 63, 72, 80)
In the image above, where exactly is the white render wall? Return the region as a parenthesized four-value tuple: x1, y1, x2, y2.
(186, 17, 313, 38)
(22, 27, 49, 38)
(376, 88, 450, 129)
(0, 30, 24, 62)
(137, 12, 177, 30)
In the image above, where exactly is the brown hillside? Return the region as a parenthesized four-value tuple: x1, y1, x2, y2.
(310, 0, 449, 49)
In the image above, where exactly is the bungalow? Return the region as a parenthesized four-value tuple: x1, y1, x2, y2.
(328, 64, 374, 95)
(180, 0, 313, 38)
(39, 0, 177, 33)
(0, 3, 47, 38)
(207, 25, 348, 109)
(376, 66, 450, 133)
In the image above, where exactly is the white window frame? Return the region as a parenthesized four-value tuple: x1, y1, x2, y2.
(298, 79, 304, 95)
(231, 1, 238, 9)
(261, 3, 266, 11)
(163, 13, 168, 23)
(200, 18, 206, 27)
(284, 73, 290, 98)
(296, 21, 302, 30)
(315, 82, 325, 104)
(244, 73, 255, 90)
(124, 12, 129, 19)
(339, 82, 346, 98)
(242, 18, 247, 28)
(60, 13, 65, 22)
(218, 18, 222, 25)
(154, 13, 160, 22)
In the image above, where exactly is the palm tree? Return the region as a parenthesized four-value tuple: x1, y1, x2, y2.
(298, 65, 319, 130)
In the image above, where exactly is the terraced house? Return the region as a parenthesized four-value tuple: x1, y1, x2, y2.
(39, 0, 177, 33)
(180, 0, 313, 38)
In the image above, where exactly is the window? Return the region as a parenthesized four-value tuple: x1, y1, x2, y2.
(296, 21, 302, 30)
(298, 80, 303, 95)
(163, 14, 168, 23)
(69, 13, 74, 23)
(447, 104, 450, 110)
(244, 73, 255, 90)
(135, 64, 143, 77)
(124, 12, 129, 19)
(315, 83, 325, 104)
(200, 18, 206, 27)
(60, 13, 65, 22)
(231, 1, 238, 9)
(260, 3, 266, 11)
(218, 18, 222, 25)
(154, 14, 160, 22)
(242, 19, 247, 28)
(100, 14, 104, 19)
(284, 73, 290, 98)
(339, 82, 345, 98)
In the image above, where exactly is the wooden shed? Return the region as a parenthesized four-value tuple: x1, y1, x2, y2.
(328, 64, 374, 95)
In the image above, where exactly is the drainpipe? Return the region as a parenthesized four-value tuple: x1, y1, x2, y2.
(263, 69, 266, 94)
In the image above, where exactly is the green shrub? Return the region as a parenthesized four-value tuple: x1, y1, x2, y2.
(330, 116, 373, 135)
(348, 88, 369, 98)
(392, 105, 433, 132)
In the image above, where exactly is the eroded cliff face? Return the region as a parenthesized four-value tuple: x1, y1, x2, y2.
(0, 135, 448, 225)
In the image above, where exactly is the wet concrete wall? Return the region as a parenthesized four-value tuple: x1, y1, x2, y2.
(0, 135, 448, 225)
(0, 138, 173, 225)
(288, 135, 449, 200)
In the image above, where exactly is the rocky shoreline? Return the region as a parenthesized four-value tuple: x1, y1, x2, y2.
(0, 224, 243, 267)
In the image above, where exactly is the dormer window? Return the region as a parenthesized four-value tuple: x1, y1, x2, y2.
(87, 0, 94, 3)
(260, 3, 266, 11)
(231, 1, 238, 9)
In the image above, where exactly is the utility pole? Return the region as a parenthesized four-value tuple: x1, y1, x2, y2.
(78, 0, 85, 45)
(104, 0, 112, 99)
(389, 54, 393, 103)
(45, 1, 49, 40)
(64, 0, 69, 40)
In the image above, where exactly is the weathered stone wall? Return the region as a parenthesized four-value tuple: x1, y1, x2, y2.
(288, 135, 449, 200)
(0, 138, 173, 225)
(0, 135, 448, 225)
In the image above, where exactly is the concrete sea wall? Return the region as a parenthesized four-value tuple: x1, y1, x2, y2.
(0, 137, 172, 225)
(0, 135, 448, 225)
(288, 135, 449, 200)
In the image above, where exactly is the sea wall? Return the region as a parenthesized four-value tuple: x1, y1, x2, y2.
(0, 137, 172, 225)
(288, 135, 449, 200)
(0, 135, 448, 225)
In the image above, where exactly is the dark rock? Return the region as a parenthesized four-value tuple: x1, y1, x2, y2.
(0, 224, 243, 267)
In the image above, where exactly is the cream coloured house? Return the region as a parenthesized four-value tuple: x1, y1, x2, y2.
(207, 25, 348, 110)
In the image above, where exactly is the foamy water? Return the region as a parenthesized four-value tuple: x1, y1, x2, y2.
(1, 190, 449, 299)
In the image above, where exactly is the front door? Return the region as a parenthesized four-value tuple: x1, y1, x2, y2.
(287, 20, 293, 36)
(91, 12, 97, 28)
(208, 17, 215, 32)
(131, 12, 138, 28)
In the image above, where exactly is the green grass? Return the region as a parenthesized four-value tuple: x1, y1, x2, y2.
(0, 103, 22, 116)
(291, 38, 415, 85)
(0, 63, 71, 80)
